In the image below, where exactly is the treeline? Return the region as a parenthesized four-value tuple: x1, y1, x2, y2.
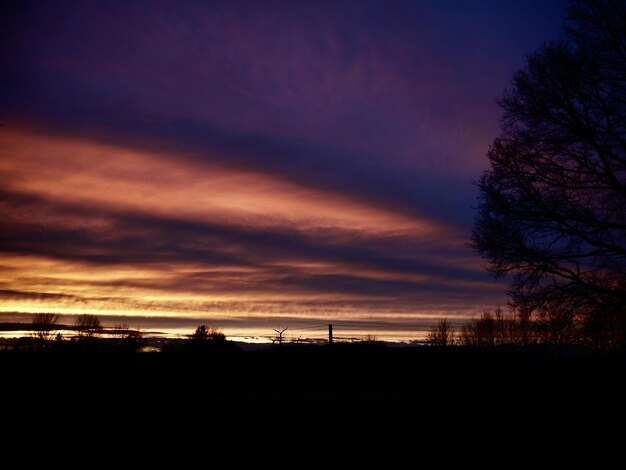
(2, 316, 239, 353)
(429, 307, 626, 349)
(3, 313, 146, 352)
(7, 310, 626, 353)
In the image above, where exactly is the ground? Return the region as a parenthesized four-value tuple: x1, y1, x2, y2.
(1, 343, 624, 467)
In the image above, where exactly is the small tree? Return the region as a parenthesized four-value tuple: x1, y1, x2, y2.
(458, 323, 479, 347)
(74, 314, 101, 338)
(427, 319, 455, 346)
(191, 325, 225, 341)
(113, 323, 130, 340)
(112, 323, 144, 351)
(31, 313, 60, 342)
(362, 334, 379, 343)
(457, 312, 497, 347)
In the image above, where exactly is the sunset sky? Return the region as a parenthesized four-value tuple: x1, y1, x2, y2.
(1, 0, 566, 341)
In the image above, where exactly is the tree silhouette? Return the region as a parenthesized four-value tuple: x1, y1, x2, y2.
(192, 325, 209, 341)
(427, 319, 455, 346)
(191, 325, 225, 341)
(112, 323, 145, 351)
(473, 0, 626, 334)
(31, 313, 60, 342)
(458, 308, 539, 347)
(74, 314, 101, 338)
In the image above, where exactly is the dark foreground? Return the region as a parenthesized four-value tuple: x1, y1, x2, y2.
(2, 343, 625, 467)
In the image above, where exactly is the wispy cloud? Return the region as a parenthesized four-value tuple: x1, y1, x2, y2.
(0, 0, 564, 338)
(0, 128, 502, 331)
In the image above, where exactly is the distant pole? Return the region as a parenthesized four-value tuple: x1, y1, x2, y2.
(328, 324, 333, 344)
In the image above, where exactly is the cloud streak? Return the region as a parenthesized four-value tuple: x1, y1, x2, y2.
(0, 128, 501, 331)
(0, 0, 566, 339)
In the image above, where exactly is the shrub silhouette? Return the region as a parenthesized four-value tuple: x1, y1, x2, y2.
(191, 325, 225, 342)
(31, 313, 60, 343)
(427, 319, 455, 346)
(74, 314, 102, 339)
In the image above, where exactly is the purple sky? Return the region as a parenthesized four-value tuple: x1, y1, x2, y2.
(0, 0, 567, 341)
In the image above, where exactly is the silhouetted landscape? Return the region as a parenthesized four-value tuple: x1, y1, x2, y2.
(2, 331, 625, 466)
(3, 0, 626, 466)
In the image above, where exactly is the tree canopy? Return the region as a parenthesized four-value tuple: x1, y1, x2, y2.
(473, 0, 626, 336)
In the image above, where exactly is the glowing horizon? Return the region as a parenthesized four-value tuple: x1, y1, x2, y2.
(0, 0, 565, 340)
(0, 127, 503, 338)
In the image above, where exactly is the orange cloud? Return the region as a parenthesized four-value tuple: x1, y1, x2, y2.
(0, 127, 504, 339)
(1, 128, 444, 236)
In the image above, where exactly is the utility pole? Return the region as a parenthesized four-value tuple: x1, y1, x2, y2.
(328, 324, 333, 344)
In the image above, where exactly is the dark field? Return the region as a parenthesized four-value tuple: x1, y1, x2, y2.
(2, 343, 625, 467)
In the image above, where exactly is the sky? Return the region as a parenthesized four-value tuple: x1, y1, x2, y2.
(0, 0, 567, 342)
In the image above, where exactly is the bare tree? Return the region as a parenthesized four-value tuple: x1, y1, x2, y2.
(113, 323, 130, 339)
(427, 319, 455, 346)
(493, 307, 522, 345)
(457, 311, 501, 347)
(533, 301, 583, 345)
(472, 0, 626, 333)
(458, 323, 480, 347)
(362, 334, 379, 343)
(74, 314, 101, 338)
(113, 323, 144, 350)
(31, 313, 60, 342)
